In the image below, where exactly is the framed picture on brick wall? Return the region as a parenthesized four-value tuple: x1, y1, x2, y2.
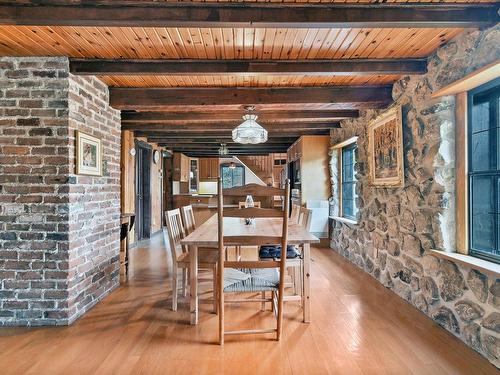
(76, 130, 102, 176)
(368, 106, 404, 187)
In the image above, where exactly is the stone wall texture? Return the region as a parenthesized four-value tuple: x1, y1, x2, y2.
(329, 25, 500, 367)
(0, 57, 121, 326)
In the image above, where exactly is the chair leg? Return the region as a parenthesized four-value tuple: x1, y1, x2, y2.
(213, 264, 218, 314)
(290, 266, 297, 295)
(182, 268, 188, 297)
(219, 269, 224, 345)
(276, 289, 284, 341)
(261, 291, 266, 311)
(172, 268, 178, 311)
(298, 261, 304, 306)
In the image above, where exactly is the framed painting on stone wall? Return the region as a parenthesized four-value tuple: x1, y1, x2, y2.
(368, 106, 404, 187)
(76, 130, 102, 176)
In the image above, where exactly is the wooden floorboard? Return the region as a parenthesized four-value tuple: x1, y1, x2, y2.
(0, 232, 497, 375)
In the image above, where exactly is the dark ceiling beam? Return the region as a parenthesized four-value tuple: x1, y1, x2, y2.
(146, 137, 298, 143)
(134, 129, 330, 137)
(71, 58, 427, 76)
(122, 122, 339, 131)
(110, 86, 392, 110)
(173, 146, 289, 152)
(148, 140, 296, 146)
(183, 150, 282, 158)
(142, 135, 299, 141)
(1, 3, 497, 28)
(122, 110, 359, 123)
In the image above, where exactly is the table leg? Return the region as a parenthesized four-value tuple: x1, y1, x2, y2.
(190, 245, 198, 325)
(302, 243, 311, 323)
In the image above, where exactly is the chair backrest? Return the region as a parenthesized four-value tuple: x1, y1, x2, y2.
(218, 180, 290, 267)
(238, 201, 261, 209)
(298, 207, 313, 232)
(181, 205, 196, 234)
(164, 209, 186, 265)
(290, 203, 300, 224)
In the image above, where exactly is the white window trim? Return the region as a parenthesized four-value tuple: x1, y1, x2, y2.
(431, 250, 500, 278)
(330, 136, 358, 150)
(331, 136, 359, 224)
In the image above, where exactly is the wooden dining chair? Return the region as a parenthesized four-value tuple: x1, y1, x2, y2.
(231, 201, 262, 260)
(290, 203, 300, 224)
(182, 204, 219, 254)
(180, 204, 196, 235)
(217, 180, 290, 344)
(164, 208, 218, 312)
(258, 205, 312, 304)
(287, 206, 313, 301)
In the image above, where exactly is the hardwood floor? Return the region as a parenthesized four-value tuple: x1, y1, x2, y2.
(0, 232, 497, 375)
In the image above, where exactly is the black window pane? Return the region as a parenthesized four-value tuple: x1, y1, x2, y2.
(470, 176, 496, 253)
(471, 130, 493, 171)
(471, 100, 490, 133)
(221, 165, 245, 188)
(468, 79, 499, 262)
(341, 144, 357, 220)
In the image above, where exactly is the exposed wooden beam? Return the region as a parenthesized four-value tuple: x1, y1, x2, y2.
(176, 147, 289, 154)
(167, 146, 290, 152)
(122, 110, 359, 123)
(146, 137, 298, 144)
(134, 129, 330, 137)
(148, 140, 295, 146)
(183, 150, 285, 158)
(71, 58, 427, 76)
(1, 3, 497, 28)
(110, 86, 392, 110)
(123, 122, 340, 131)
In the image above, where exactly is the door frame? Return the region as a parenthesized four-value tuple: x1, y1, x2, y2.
(135, 140, 152, 240)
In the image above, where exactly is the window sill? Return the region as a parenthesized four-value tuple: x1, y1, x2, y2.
(329, 216, 358, 226)
(430, 250, 500, 277)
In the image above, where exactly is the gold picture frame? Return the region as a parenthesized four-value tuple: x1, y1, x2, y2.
(76, 130, 102, 176)
(368, 106, 404, 187)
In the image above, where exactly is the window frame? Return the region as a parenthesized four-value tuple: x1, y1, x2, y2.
(341, 142, 358, 221)
(467, 77, 500, 264)
(331, 136, 359, 224)
(220, 163, 245, 189)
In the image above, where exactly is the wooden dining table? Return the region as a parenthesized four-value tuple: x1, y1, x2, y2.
(181, 214, 320, 325)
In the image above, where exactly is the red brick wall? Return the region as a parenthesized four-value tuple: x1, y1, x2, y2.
(66, 75, 121, 322)
(0, 57, 121, 326)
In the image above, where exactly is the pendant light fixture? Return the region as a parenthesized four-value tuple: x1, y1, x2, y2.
(218, 143, 229, 156)
(232, 106, 268, 144)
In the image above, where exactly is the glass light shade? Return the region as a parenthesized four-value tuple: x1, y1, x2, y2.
(245, 195, 254, 208)
(218, 143, 229, 156)
(232, 114, 268, 144)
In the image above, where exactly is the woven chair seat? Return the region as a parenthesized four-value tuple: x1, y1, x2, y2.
(223, 268, 280, 293)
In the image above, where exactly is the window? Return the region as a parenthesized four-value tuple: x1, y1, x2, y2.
(468, 78, 500, 263)
(341, 143, 358, 220)
(221, 164, 245, 189)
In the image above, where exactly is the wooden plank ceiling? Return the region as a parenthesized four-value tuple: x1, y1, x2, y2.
(0, 1, 498, 156)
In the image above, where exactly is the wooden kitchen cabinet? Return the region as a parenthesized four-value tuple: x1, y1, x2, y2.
(287, 136, 329, 205)
(173, 153, 190, 182)
(199, 158, 219, 181)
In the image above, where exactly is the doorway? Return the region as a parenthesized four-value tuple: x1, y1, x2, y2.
(135, 140, 152, 240)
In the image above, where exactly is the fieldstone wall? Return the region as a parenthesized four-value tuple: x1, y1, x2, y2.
(329, 25, 500, 367)
(0, 57, 121, 326)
